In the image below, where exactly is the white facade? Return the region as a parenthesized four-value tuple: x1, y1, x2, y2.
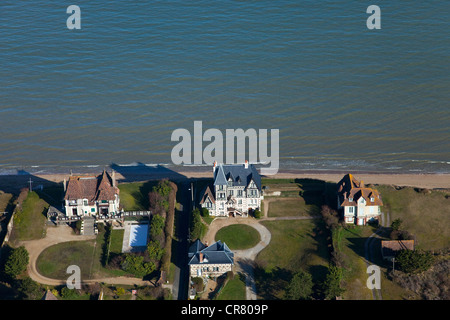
(64, 196, 120, 218)
(200, 162, 263, 217)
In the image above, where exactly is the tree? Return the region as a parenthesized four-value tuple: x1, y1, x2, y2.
(61, 286, 80, 299)
(190, 208, 206, 241)
(391, 218, 403, 231)
(17, 277, 42, 300)
(322, 265, 345, 299)
(147, 240, 165, 262)
(121, 254, 155, 278)
(321, 205, 340, 230)
(4, 246, 29, 280)
(284, 270, 313, 300)
(253, 209, 262, 219)
(396, 249, 434, 274)
(150, 214, 166, 239)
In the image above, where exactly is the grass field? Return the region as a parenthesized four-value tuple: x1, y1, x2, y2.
(36, 230, 128, 280)
(118, 181, 158, 211)
(12, 192, 48, 241)
(215, 224, 260, 250)
(268, 198, 320, 217)
(377, 185, 450, 251)
(216, 275, 246, 300)
(254, 219, 329, 299)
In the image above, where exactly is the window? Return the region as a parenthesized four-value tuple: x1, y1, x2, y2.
(237, 190, 243, 197)
(349, 207, 354, 213)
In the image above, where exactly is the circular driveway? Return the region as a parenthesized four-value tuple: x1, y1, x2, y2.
(203, 217, 272, 300)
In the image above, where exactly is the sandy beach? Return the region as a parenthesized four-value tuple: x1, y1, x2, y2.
(1, 168, 449, 193)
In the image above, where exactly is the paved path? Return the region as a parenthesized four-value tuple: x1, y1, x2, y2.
(19, 225, 151, 287)
(203, 198, 320, 300)
(363, 211, 390, 300)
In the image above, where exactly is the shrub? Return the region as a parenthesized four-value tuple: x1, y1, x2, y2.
(284, 270, 313, 300)
(4, 246, 29, 280)
(190, 208, 207, 241)
(16, 277, 42, 300)
(321, 265, 345, 299)
(61, 287, 79, 299)
(121, 254, 155, 278)
(253, 209, 262, 219)
(396, 249, 434, 274)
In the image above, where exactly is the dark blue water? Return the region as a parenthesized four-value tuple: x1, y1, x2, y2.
(0, 1, 449, 174)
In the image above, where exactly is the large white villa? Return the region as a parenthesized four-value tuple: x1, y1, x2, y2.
(199, 161, 263, 217)
(63, 170, 120, 218)
(337, 173, 383, 225)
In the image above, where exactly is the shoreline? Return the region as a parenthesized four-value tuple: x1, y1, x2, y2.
(0, 167, 449, 192)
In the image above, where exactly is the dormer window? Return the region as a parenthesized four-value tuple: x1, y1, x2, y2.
(370, 197, 374, 202)
(349, 197, 353, 202)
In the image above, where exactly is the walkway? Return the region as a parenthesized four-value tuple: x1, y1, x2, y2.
(19, 225, 151, 287)
(203, 198, 320, 300)
(363, 210, 390, 300)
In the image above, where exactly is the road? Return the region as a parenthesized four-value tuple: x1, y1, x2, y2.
(170, 180, 191, 300)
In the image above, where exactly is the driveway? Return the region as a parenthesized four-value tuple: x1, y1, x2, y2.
(19, 225, 151, 287)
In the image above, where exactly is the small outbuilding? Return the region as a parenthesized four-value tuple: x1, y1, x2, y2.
(381, 240, 415, 261)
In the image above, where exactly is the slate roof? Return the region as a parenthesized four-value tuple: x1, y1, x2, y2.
(199, 185, 215, 205)
(213, 163, 261, 191)
(188, 240, 234, 265)
(64, 170, 119, 205)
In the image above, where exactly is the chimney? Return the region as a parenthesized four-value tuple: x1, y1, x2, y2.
(63, 178, 66, 192)
(213, 161, 217, 174)
(343, 191, 347, 199)
(112, 170, 116, 188)
(199, 252, 204, 263)
(244, 160, 248, 169)
(360, 180, 364, 188)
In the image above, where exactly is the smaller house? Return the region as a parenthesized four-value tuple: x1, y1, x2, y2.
(381, 240, 415, 261)
(337, 173, 383, 225)
(188, 239, 234, 279)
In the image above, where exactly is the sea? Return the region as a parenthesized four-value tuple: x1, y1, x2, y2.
(0, 1, 449, 176)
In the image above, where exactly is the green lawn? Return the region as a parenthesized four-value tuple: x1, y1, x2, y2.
(109, 229, 124, 255)
(37, 239, 99, 280)
(37, 230, 128, 280)
(377, 185, 450, 251)
(254, 219, 329, 299)
(257, 219, 329, 272)
(215, 224, 260, 250)
(12, 192, 48, 241)
(334, 224, 418, 300)
(216, 275, 246, 300)
(268, 198, 320, 217)
(118, 181, 158, 211)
